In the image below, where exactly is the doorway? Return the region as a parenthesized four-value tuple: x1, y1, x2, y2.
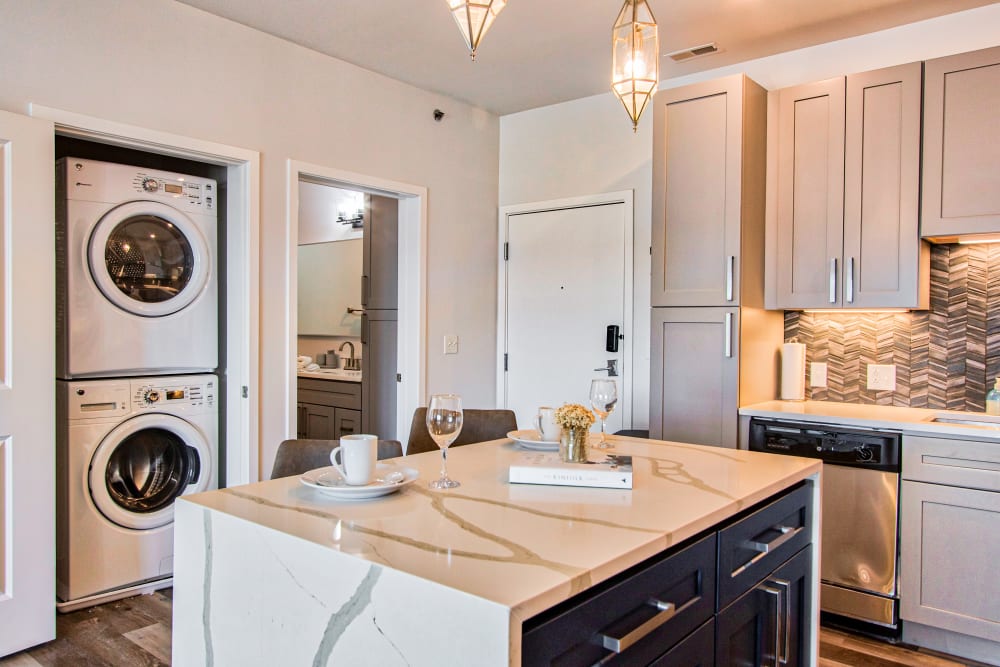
(286, 160, 426, 448)
(497, 192, 634, 433)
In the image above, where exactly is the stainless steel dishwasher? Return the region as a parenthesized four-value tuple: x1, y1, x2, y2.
(749, 417, 902, 632)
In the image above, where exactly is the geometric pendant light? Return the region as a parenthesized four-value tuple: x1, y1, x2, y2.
(611, 0, 659, 132)
(446, 0, 508, 60)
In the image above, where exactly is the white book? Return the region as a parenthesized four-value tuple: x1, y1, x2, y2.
(508, 452, 633, 489)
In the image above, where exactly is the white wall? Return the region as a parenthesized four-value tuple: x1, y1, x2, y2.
(0, 0, 500, 477)
(498, 3, 1000, 430)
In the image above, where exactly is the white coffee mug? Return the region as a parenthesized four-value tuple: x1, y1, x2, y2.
(329, 434, 377, 486)
(534, 406, 561, 442)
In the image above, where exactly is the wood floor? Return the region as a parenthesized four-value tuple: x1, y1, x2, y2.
(0, 590, 986, 666)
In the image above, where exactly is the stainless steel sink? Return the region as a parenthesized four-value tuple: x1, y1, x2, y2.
(929, 414, 1000, 429)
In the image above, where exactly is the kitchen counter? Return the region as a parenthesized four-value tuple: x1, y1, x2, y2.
(172, 436, 820, 665)
(296, 368, 362, 382)
(741, 400, 1000, 442)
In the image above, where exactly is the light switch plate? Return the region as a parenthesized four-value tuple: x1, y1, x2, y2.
(867, 364, 896, 391)
(810, 362, 828, 387)
(444, 335, 459, 355)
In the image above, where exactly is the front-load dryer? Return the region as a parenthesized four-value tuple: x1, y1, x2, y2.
(56, 158, 218, 378)
(56, 374, 218, 611)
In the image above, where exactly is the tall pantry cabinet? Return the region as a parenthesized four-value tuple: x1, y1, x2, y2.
(650, 75, 783, 447)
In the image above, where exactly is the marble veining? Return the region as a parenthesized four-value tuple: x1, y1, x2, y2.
(313, 565, 382, 666)
(201, 509, 214, 667)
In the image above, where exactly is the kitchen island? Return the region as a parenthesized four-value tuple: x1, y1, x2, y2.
(172, 436, 821, 665)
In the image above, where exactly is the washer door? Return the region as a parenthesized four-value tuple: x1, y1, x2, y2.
(89, 413, 212, 530)
(88, 200, 211, 317)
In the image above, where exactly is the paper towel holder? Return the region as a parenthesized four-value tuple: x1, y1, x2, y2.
(780, 338, 807, 401)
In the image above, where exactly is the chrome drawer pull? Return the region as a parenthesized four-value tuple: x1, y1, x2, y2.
(596, 598, 677, 653)
(731, 525, 802, 578)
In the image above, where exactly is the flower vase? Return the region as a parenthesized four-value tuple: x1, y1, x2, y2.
(559, 427, 589, 463)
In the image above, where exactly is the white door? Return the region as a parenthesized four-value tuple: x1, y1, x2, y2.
(501, 200, 631, 435)
(0, 110, 56, 655)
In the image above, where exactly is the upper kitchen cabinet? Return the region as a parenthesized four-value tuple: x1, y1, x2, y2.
(651, 74, 767, 307)
(921, 46, 1000, 241)
(770, 63, 928, 310)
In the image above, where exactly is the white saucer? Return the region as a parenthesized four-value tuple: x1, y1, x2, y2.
(507, 429, 560, 451)
(300, 463, 418, 500)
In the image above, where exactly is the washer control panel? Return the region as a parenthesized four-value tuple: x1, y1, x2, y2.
(133, 378, 215, 410)
(130, 171, 214, 211)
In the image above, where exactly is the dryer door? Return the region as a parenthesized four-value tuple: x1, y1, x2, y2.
(88, 413, 213, 530)
(88, 200, 211, 317)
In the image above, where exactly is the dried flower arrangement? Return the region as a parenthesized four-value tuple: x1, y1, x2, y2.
(554, 403, 595, 430)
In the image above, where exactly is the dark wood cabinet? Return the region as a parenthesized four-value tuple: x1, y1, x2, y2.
(362, 194, 398, 310)
(296, 378, 362, 440)
(361, 309, 397, 439)
(521, 483, 816, 666)
(716, 546, 812, 667)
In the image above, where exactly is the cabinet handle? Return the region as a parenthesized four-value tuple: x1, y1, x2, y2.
(724, 312, 733, 358)
(846, 256, 855, 304)
(726, 255, 735, 302)
(596, 598, 677, 653)
(361, 313, 369, 345)
(829, 258, 837, 304)
(362, 275, 370, 307)
(762, 583, 783, 667)
(731, 525, 802, 577)
(772, 578, 791, 665)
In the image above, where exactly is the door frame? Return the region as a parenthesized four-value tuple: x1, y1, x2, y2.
(497, 190, 635, 428)
(29, 104, 262, 484)
(286, 160, 427, 441)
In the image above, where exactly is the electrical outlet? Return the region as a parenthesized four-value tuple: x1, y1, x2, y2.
(444, 335, 459, 355)
(810, 362, 828, 388)
(867, 364, 896, 391)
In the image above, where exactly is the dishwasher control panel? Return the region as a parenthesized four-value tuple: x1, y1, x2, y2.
(748, 418, 901, 471)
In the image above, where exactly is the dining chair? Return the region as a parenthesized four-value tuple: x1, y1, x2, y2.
(406, 408, 518, 455)
(270, 438, 403, 479)
(613, 429, 649, 439)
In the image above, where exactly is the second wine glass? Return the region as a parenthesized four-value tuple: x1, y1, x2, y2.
(426, 393, 463, 489)
(589, 379, 618, 448)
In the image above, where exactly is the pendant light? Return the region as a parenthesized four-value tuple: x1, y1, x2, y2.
(447, 0, 508, 60)
(612, 0, 659, 132)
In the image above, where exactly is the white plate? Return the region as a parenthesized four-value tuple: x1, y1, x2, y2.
(300, 463, 418, 500)
(507, 429, 560, 451)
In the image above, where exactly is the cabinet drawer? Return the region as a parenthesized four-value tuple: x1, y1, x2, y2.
(903, 435, 1000, 492)
(521, 533, 716, 667)
(718, 483, 812, 609)
(649, 618, 714, 666)
(297, 378, 361, 409)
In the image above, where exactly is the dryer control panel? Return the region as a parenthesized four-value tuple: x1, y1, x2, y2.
(133, 377, 215, 410)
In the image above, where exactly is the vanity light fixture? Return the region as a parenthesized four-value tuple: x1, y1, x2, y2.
(446, 0, 507, 60)
(612, 0, 659, 132)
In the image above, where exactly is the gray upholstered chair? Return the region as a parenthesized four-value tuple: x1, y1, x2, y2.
(270, 438, 403, 479)
(406, 408, 518, 455)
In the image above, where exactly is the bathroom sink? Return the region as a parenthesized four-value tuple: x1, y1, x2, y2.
(299, 368, 362, 381)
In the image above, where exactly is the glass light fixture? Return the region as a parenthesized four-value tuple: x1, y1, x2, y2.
(612, 0, 659, 132)
(447, 0, 508, 60)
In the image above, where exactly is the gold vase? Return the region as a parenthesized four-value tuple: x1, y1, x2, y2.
(559, 427, 589, 463)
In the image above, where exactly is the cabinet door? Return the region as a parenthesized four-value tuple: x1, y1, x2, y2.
(922, 46, 1000, 239)
(650, 307, 738, 447)
(362, 194, 398, 310)
(900, 480, 1000, 642)
(361, 310, 398, 439)
(774, 78, 846, 308)
(649, 619, 714, 666)
(716, 546, 812, 667)
(844, 63, 927, 309)
(296, 403, 307, 439)
(302, 403, 336, 440)
(334, 408, 361, 439)
(652, 75, 746, 307)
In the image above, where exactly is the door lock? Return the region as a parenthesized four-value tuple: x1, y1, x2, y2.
(594, 359, 619, 377)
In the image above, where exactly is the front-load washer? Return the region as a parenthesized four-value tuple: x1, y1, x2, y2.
(56, 158, 218, 378)
(56, 374, 218, 611)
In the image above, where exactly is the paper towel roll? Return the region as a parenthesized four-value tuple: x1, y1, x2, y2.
(780, 343, 806, 401)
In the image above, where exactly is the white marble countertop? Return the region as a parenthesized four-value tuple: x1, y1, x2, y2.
(297, 368, 362, 382)
(180, 436, 820, 622)
(740, 400, 1000, 441)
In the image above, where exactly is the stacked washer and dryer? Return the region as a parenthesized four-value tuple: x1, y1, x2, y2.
(55, 158, 220, 611)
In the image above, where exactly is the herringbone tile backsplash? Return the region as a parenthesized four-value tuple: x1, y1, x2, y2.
(785, 244, 1000, 412)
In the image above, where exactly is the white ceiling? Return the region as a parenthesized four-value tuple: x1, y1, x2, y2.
(177, 0, 996, 115)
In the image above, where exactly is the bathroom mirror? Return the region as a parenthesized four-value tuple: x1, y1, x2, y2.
(297, 240, 362, 337)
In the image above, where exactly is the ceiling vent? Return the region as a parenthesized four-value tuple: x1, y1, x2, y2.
(666, 42, 720, 62)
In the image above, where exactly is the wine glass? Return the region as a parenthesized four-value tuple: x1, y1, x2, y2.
(426, 394, 463, 489)
(590, 379, 618, 448)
